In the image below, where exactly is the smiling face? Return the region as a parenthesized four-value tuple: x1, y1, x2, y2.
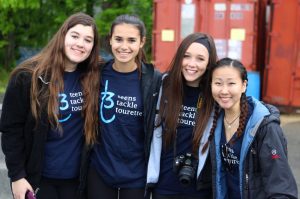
(110, 23, 145, 68)
(211, 66, 247, 111)
(64, 24, 94, 72)
(181, 42, 209, 87)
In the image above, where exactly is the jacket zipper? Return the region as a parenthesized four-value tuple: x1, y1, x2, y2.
(245, 173, 249, 190)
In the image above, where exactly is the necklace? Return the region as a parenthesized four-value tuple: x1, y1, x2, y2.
(224, 114, 240, 129)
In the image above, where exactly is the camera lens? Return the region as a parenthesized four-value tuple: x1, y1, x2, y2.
(178, 165, 195, 186)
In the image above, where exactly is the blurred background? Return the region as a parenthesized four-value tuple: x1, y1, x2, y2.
(0, 0, 152, 94)
(1, 0, 299, 112)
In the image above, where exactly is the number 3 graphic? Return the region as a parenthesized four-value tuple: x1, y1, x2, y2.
(100, 80, 115, 123)
(58, 93, 71, 122)
(59, 94, 69, 110)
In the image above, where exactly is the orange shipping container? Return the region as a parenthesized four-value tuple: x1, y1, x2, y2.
(262, 0, 300, 111)
(152, 0, 182, 72)
(152, 0, 266, 72)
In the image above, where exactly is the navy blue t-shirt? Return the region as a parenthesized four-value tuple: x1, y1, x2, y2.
(155, 85, 210, 197)
(220, 102, 253, 199)
(91, 61, 145, 188)
(220, 127, 243, 199)
(42, 69, 84, 179)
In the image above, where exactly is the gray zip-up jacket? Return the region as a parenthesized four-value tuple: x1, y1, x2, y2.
(210, 96, 298, 199)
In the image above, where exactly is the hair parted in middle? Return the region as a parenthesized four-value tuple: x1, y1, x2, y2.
(109, 14, 147, 70)
(202, 57, 249, 152)
(158, 32, 218, 154)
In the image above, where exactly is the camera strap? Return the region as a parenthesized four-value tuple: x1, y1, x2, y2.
(173, 129, 178, 159)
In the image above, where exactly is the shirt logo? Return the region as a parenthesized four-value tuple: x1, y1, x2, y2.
(100, 80, 116, 124)
(58, 92, 83, 123)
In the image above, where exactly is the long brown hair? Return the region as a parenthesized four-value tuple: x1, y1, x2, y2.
(158, 32, 217, 152)
(11, 12, 101, 145)
(202, 58, 249, 152)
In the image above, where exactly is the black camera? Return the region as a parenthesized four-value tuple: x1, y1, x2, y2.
(173, 153, 198, 186)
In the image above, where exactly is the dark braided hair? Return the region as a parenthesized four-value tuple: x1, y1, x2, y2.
(234, 93, 248, 140)
(201, 103, 220, 153)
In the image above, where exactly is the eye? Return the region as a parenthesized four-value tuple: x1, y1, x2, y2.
(197, 57, 205, 61)
(85, 39, 93, 43)
(183, 54, 190, 58)
(128, 38, 137, 43)
(115, 37, 122, 42)
(213, 81, 222, 86)
(71, 35, 79, 39)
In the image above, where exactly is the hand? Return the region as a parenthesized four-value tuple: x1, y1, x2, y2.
(12, 178, 33, 199)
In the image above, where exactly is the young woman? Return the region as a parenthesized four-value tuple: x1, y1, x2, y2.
(209, 58, 298, 198)
(146, 32, 217, 199)
(87, 14, 162, 199)
(0, 12, 100, 199)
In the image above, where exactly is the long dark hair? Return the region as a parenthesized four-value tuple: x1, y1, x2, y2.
(10, 12, 101, 145)
(158, 32, 217, 153)
(202, 57, 249, 152)
(109, 14, 147, 71)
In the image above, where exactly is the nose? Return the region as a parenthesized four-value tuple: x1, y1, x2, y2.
(220, 85, 229, 94)
(76, 38, 84, 48)
(187, 58, 197, 68)
(120, 41, 129, 50)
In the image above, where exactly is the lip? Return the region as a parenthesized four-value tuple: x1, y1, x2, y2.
(71, 47, 84, 55)
(185, 68, 198, 75)
(219, 96, 231, 103)
(116, 51, 132, 59)
(117, 51, 131, 55)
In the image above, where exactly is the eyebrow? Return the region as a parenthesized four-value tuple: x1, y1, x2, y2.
(212, 77, 223, 81)
(114, 35, 137, 40)
(213, 77, 236, 81)
(185, 52, 207, 58)
(70, 31, 94, 39)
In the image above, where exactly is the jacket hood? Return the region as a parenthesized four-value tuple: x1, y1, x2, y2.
(246, 97, 271, 129)
(259, 102, 281, 127)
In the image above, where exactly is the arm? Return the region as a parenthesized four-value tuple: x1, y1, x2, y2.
(12, 178, 34, 199)
(258, 123, 298, 198)
(0, 71, 33, 197)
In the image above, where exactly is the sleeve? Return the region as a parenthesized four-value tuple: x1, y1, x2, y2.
(258, 123, 298, 198)
(0, 72, 31, 182)
(146, 83, 163, 185)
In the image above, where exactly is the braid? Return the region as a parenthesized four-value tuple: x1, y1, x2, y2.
(201, 103, 220, 153)
(236, 93, 248, 139)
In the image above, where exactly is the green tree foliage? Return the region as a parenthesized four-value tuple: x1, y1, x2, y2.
(0, 0, 40, 70)
(0, 0, 152, 71)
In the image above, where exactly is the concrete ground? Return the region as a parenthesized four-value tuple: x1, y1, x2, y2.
(281, 114, 300, 198)
(0, 110, 299, 198)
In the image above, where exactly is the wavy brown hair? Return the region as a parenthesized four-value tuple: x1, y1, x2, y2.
(202, 58, 249, 152)
(158, 32, 217, 153)
(11, 12, 101, 145)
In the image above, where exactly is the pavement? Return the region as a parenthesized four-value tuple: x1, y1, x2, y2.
(0, 104, 299, 198)
(281, 114, 300, 198)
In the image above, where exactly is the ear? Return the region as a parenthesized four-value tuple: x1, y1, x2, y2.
(242, 80, 248, 93)
(140, 36, 146, 48)
(109, 37, 112, 46)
